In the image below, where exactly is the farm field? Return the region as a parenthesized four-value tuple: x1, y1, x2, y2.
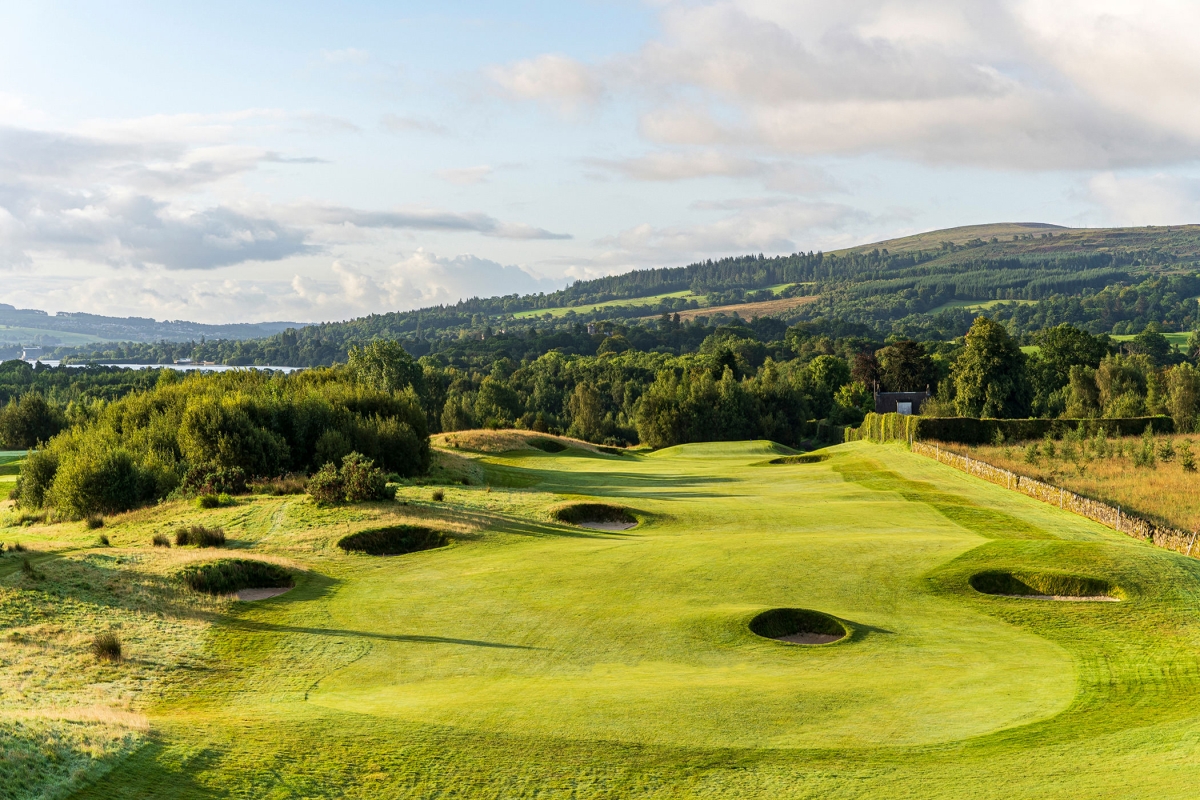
(0, 325, 119, 347)
(947, 432, 1200, 532)
(3, 437, 1200, 798)
(0, 451, 23, 494)
(509, 284, 797, 320)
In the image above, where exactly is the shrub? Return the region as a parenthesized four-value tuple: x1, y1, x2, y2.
(181, 466, 248, 497)
(339, 452, 391, 502)
(1182, 440, 1196, 472)
(431, 489, 445, 502)
(151, 533, 171, 547)
(179, 559, 293, 595)
(90, 632, 122, 662)
(175, 525, 226, 547)
(196, 493, 234, 509)
(85, 514, 105, 529)
(337, 525, 449, 556)
(45, 444, 160, 518)
(1023, 443, 1040, 464)
(14, 449, 58, 510)
(97, 533, 110, 547)
(306, 462, 344, 505)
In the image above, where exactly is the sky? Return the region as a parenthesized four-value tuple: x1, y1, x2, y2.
(4, 1, 1200, 324)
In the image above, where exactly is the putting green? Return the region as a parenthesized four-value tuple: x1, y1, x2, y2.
(32, 440, 1200, 797)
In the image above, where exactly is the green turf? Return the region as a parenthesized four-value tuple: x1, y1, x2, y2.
(5, 440, 1200, 798)
(509, 284, 796, 320)
(1111, 331, 1192, 352)
(0, 324, 119, 346)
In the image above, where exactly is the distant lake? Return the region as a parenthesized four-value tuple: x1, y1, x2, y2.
(31, 360, 302, 373)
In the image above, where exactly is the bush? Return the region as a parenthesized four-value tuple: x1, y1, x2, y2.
(340, 452, 390, 502)
(14, 449, 58, 510)
(179, 559, 293, 595)
(431, 489, 445, 502)
(90, 632, 122, 662)
(85, 514, 104, 529)
(45, 444, 161, 518)
(849, 413, 1175, 445)
(151, 533, 171, 547)
(97, 533, 110, 547)
(182, 466, 247, 497)
(196, 493, 234, 509)
(337, 525, 449, 556)
(306, 462, 344, 504)
(175, 525, 226, 547)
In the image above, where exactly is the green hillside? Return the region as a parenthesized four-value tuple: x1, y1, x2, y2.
(5, 438, 1199, 797)
(47, 222, 1200, 368)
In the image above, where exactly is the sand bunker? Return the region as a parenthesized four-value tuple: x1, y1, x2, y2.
(749, 608, 847, 645)
(970, 570, 1122, 602)
(768, 454, 828, 465)
(338, 525, 449, 556)
(579, 521, 637, 531)
(552, 502, 638, 530)
(994, 594, 1120, 602)
(235, 587, 292, 601)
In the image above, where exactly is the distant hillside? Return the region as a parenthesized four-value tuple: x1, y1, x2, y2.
(0, 303, 307, 355)
(45, 222, 1200, 367)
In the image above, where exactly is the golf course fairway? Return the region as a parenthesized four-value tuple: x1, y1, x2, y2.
(8, 439, 1200, 798)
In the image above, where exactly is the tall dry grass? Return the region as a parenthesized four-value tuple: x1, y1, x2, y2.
(958, 431, 1200, 532)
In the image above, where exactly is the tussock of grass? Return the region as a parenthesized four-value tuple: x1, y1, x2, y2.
(174, 525, 226, 547)
(179, 559, 293, 595)
(970, 570, 1120, 599)
(749, 608, 847, 641)
(337, 525, 449, 556)
(85, 514, 105, 529)
(151, 533, 171, 547)
(248, 475, 307, 495)
(90, 632, 122, 662)
(551, 502, 637, 526)
(196, 493, 234, 509)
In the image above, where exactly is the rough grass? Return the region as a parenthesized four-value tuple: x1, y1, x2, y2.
(767, 454, 827, 465)
(174, 525, 226, 547)
(336, 525, 449, 556)
(178, 559, 293, 595)
(90, 632, 122, 662)
(749, 607, 846, 640)
(969, 570, 1120, 598)
(956, 432, 1200, 531)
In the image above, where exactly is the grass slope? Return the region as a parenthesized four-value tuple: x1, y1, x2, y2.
(3, 441, 1200, 798)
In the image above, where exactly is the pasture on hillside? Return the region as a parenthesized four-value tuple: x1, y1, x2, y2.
(2, 437, 1200, 798)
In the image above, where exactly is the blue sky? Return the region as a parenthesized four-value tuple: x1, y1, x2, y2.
(3, 1, 1200, 323)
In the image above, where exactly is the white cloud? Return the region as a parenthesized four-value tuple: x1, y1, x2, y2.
(1085, 172, 1200, 227)
(490, 1, 1200, 170)
(380, 114, 449, 136)
(486, 54, 603, 113)
(437, 165, 493, 185)
(586, 150, 837, 193)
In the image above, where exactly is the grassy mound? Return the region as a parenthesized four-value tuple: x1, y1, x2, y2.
(551, 502, 637, 527)
(337, 525, 449, 556)
(969, 570, 1120, 599)
(768, 454, 828, 465)
(749, 608, 848, 642)
(179, 559, 293, 595)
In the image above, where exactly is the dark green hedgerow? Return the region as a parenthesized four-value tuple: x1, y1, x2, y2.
(179, 559, 293, 595)
(337, 525, 448, 556)
(970, 570, 1119, 598)
(749, 608, 847, 640)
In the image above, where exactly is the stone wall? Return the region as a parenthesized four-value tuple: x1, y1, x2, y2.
(911, 441, 1198, 557)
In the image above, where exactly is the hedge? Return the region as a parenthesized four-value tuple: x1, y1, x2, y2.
(847, 413, 1174, 445)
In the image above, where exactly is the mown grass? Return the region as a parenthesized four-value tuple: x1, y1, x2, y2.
(958, 432, 1200, 531)
(5, 441, 1200, 798)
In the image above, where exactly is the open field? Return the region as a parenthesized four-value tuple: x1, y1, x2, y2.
(0, 451, 23, 494)
(1110, 331, 1192, 351)
(3, 438, 1200, 797)
(669, 293, 818, 321)
(927, 298, 1037, 315)
(947, 432, 1200, 532)
(510, 284, 798, 320)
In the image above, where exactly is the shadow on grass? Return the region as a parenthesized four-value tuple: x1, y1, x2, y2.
(219, 617, 537, 649)
(68, 737, 224, 800)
